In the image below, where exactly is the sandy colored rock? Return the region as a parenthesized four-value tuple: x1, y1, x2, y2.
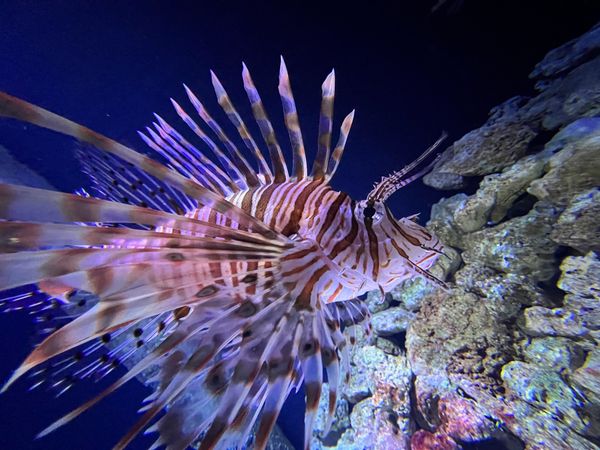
(530, 23, 600, 80)
(528, 118, 600, 206)
(426, 194, 468, 248)
(520, 306, 588, 338)
(462, 202, 560, 282)
(455, 264, 548, 320)
(371, 307, 414, 336)
(552, 188, 600, 252)
(522, 337, 585, 371)
(501, 361, 586, 432)
(524, 56, 600, 130)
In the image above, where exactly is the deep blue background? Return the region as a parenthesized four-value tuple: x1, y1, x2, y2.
(0, 1, 599, 449)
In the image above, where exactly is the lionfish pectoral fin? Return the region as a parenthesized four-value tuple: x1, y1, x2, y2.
(0, 91, 280, 239)
(141, 243, 356, 450)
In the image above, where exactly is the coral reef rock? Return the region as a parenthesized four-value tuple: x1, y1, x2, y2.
(528, 117, 600, 206)
(462, 202, 561, 282)
(551, 187, 600, 253)
(530, 22, 600, 80)
(424, 96, 539, 187)
(524, 56, 600, 130)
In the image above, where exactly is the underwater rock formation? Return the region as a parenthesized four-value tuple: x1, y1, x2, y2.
(311, 326, 413, 450)
(312, 21, 600, 450)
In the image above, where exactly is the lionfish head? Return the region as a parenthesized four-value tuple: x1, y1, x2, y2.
(353, 133, 448, 290)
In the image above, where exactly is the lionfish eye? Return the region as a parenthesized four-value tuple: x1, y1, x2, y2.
(356, 200, 384, 224)
(364, 204, 376, 219)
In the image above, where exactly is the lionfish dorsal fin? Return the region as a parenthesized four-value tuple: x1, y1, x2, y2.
(182, 83, 260, 187)
(76, 144, 199, 214)
(311, 69, 335, 180)
(242, 62, 289, 182)
(169, 93, 246, 190)
(150, 113, 233, 195)
(210, 70, 273, 183)
(278, 56, 308, 180)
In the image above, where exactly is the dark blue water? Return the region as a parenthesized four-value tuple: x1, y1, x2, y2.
(0, 1, 598, 449)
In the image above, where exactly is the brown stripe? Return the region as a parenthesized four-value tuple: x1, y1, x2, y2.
(328, 389, 337, 415)
(88, 266, 115, 295)
(305, 381, 322, 411)
(296, 264, 328, 309)
(255, 184, 279, 222)
(255, 409, 278, 450)
(326, 283, 343, 303)
(281, 246, 313, 261)
(245, 260, 258, 295)
(229, 261, 239, 288)
(280, 181, 321, 236)
(328, 206, 358, 260)
(282, 256, 319, 277)
(416, 252, 437, 266)
(365, 218, 380, 281)
(387, 207, 421, 246)
(390, 238, 410, 260)
(316, 193, 347, 244)
(269, 182, 296, 229)
(240, 188, 254, 214)
(307, 188, 330, 229)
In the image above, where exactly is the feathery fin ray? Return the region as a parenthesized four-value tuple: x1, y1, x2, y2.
(0, 92, 276, 238)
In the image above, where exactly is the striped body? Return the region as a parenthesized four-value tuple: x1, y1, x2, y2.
(171, 179, 441, 309)
(0, 59, 444, 450)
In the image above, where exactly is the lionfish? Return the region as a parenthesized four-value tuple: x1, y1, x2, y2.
(0, 58, 445, 449)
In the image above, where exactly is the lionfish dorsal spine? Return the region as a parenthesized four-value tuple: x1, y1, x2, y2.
(150, 113, 231, 195)
(326, 109, 355, 182)
(0, 92, 279, 238)
(241, 62, 290, 182)
(311, 69, 335, 180)
(169, 93, 247, 191)
(278, 56, 308, 180)
(181, 83, 260, 187)
(210, 70, 274, 184)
